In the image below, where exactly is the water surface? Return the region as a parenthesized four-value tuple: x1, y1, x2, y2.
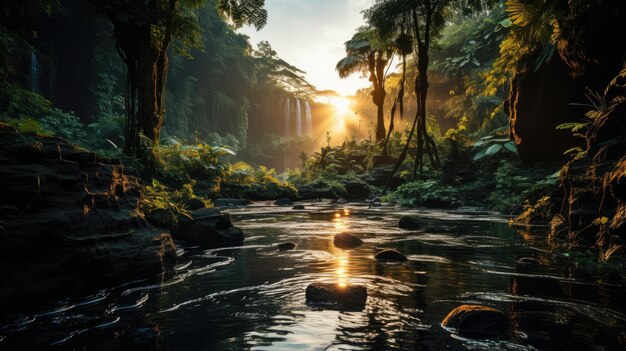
(2, 203, 625, 350)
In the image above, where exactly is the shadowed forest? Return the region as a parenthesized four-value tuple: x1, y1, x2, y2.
(1, 0, 626, 349)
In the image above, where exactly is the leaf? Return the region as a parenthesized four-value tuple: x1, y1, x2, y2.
(485, 144, 504, 156)
(499, 18, 512, 28)
(473, 150, 487, 161)
(503, 141, 518, 154)
(593, 217, 609, 225)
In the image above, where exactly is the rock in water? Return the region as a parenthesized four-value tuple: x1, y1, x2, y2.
(277, 242, 296, 251)
(333, 233, 363, 249)
(442, 305, 510, 338)
(305, 282, 367, 310)
(375, 249, 408, 263)
(173, 208, 244, 245)
(370, 197, 382, 206)
(214, 198, 249, 208)
(292, 204, 305, 210)
(273, 198, 294, 206)
(399, 215, 425, 230)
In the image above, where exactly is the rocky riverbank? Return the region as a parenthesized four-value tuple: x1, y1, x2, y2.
(0, 123, 175, 310)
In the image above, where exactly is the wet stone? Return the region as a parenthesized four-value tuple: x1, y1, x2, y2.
(292, 205, 305, 210)
(399, 215, 425, 230)
(186, 197, 205, 211)
(273, 198, 294, 206)
(375, 249, 407, 263)
(442, 304, 511, 339)
(305, 282, 367, 311)
(277, 242, 296, 251)
(333, 233, 363, 250)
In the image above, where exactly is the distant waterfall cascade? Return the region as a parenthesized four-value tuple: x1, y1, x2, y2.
(305, 101, 312, 135)
(295, 99, 302, 135)
(284, 97, 291, 136)
(30, 52, 40, 92)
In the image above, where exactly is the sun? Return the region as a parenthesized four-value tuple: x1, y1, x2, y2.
(329, 96, 352, 116)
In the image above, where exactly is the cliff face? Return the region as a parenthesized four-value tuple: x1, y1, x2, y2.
(506, 0, 626, 164)
(0, 123, 174, 308)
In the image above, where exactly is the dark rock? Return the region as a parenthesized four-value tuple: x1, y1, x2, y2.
(515, 257, 545, 268)
(305, 282, 367, 310)
(342, 180, 370, 201)
(375, 249, 407, 263)
(174, 209, 244, 245)
(186, 197, 206, 211)
(399, 215, 425, 230)
(148, 207, 179, 230)
(292, 205, 305, 210)
(367, 216, 385, 221)
(0, 126, 169, 309)
(442, 305, 510, 338)
(370, 197, 382, 206)
(296, 184, 337, 200)
(361, 164, 402, 189)
(332, 198, 348, 204)
(214, 198, 249, 208)
(273, 198, 294, 206)
(333, 233, 363, 250)
(277, 242, 296, 251)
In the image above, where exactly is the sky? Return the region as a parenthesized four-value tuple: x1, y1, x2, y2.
(239, 0, 376, 97)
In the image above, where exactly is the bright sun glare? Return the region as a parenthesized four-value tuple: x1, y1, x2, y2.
(327, 96, 352, 131)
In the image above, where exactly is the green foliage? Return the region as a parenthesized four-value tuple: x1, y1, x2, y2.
(383, 179, 461, 208)
(3, 117, 48, 135)
(40, 108, 87, 143)
(140, 179, 212, 229)
(220, 161, 297, 199)
(471, 128, 517, 160)
(155, 142, 235, 186)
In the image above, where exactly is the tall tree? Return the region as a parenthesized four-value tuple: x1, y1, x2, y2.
(92, 0, 267, 172)
(336, 28, 394, 142)
(366, 0, 495, 187)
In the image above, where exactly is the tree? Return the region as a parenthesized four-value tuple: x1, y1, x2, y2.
(92, 0, 267, 173)
(365, 0, 495, 187)
(336, 28, 394, 142)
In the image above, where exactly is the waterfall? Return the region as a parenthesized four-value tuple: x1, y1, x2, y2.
(295, 99, 302, 135)
(30, 52, 39, 92)
(284, 97, 291, 136)
(305, 101, 312, 135)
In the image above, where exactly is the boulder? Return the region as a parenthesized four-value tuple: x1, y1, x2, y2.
(214, 198, 249, 208)
(305, 282, 367, 310)
(296, 184, 337, 200)
(186, 197, 205, 211)
(399, 215, 425, 230)
(173, 208, 244, 245)
(375, 249, 407, 263)
(277, 242, 296, 251)
(442, 305, 510, 338)
(292, 204, 305, 210)
(342, 180, 370, 201)
(370, 197, 382, 207)
(273, 198, 294, 206)
(333, 233, 363, 250)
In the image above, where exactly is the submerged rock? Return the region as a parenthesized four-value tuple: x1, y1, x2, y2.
(333, 233, 364, 250)
(292, 204, 305, 210)
(442, 304, 510, 338)
(305, 282, 367, 310)
(273, 198, 294, 206)
(399, 215, 425, 230)
(375, 249, 408, 263)
(277, 242, 296, 251)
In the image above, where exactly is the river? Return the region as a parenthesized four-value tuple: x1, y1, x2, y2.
(1, 203, 625, 350)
